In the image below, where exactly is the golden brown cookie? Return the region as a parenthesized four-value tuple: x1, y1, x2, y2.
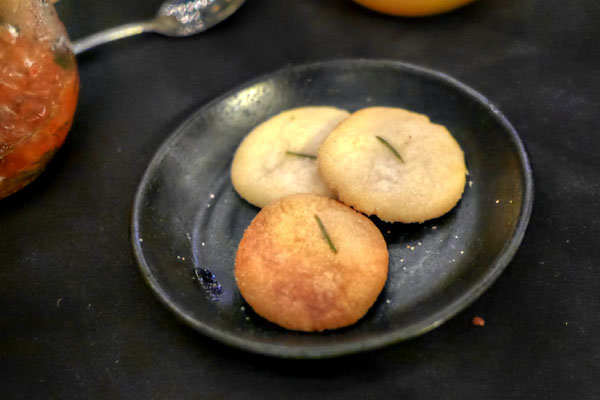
(231, 106, 350, 208)
(318, 107, 467, 223)
(235, 194, 388, 332)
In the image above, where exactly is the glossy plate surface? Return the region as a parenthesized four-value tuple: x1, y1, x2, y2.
(131, 59, 533, 358)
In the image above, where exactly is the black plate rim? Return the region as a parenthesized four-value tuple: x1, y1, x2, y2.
(131, 58, 534, 359)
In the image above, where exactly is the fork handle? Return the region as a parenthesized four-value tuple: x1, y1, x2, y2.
(72, 20, 156, 55)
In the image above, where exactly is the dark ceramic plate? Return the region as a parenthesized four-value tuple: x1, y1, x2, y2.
(131, 59, 533, 358)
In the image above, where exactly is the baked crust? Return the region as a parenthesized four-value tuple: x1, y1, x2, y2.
(235, 194, 388, 332)
(318, 107, 467, 223)
(231, 107, 349, 208)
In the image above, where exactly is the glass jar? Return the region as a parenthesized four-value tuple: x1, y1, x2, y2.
(0, 0, 79, 199)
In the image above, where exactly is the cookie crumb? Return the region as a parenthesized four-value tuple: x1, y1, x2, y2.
(472, 316, 485, 326)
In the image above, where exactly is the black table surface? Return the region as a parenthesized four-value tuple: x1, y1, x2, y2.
(2, 0, 599, 398)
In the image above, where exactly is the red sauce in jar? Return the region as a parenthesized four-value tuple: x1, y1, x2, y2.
(0, 23, 79, 199)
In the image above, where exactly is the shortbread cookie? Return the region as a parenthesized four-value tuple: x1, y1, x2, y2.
(318, 107, 467, 223)
(235, 194, 388, 332)
(231, 107, 350, 208)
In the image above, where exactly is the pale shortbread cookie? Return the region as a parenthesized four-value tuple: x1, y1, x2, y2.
(318, 107, 467, 223)
(231, 107, 350, 208)
(235, 194, 388, 332)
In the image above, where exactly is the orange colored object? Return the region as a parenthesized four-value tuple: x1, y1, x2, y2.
(0, 0, 79, 199)
(352, 0, 476, 17)
(472, 316, 485, 326)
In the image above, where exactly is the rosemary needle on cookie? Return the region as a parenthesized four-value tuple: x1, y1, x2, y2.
(376, 136, 404, 163)
(286, 151, 317, 159)
(315, 215, 337, 254)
